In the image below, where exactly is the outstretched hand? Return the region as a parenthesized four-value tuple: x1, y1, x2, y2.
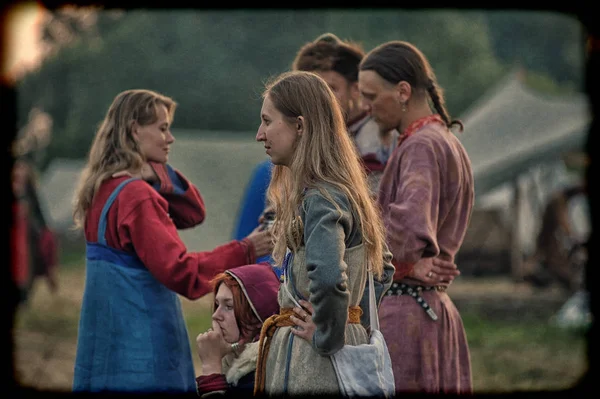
(245, 225, 274, 258)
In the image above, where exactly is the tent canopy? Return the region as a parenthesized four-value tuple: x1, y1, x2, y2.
(458, 70, 589, 197)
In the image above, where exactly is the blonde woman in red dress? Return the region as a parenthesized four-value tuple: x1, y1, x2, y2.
(358, 41, 474, 394)
(71, 89, 273, 393)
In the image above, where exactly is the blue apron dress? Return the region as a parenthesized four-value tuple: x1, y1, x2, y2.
(73, 177, 196, 393)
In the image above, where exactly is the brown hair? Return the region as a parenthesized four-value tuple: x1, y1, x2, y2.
(360, 40, 463, 132)
(210, 273, 262, 340)
(292, 33, 365, 83)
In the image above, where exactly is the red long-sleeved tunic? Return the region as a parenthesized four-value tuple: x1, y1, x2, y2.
(84, 163, 256, 300)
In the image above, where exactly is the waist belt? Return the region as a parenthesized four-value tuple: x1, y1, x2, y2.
(254, 306, 361, 395)
(385, 282, 445, 321)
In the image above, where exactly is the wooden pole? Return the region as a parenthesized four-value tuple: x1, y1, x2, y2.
(510, 178, 525, 282)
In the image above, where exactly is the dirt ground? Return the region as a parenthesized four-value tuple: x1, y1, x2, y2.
(11, 269, 571, 392)
(12, 270, 213, 392)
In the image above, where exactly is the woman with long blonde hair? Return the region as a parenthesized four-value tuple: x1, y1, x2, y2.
(71, 89, 273, 393)
(253, 71, 395, 396)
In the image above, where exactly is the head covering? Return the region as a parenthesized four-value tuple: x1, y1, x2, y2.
(225, 262, 280, 323)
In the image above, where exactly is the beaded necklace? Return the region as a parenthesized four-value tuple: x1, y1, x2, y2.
(397, 114, 445, 148)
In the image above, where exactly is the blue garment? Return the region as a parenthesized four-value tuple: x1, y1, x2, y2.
(73, 178, 195, 393)
(232, 159, 276, 266)
(151, 163, 186, 195)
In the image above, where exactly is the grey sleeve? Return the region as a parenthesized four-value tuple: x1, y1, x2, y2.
(359, 243, 395, 328)
(303, 190, 353, 356)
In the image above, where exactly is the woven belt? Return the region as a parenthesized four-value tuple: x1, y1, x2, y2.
(254, 306, 362, 395)
(385, 282, 444, 321)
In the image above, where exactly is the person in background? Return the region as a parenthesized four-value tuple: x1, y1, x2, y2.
(358, 40, 474, 394)
(252, 70, 395, 396)
(195, 262, 280, 397)
(231, 158, 274, 265)
(71, 89, 273, 393)
(11, 155, 59, 305)
(292, 32, 400, 196)
(524, 183, 588, 293)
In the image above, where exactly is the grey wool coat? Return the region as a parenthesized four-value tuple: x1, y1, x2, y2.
(263, 184, 394, 396)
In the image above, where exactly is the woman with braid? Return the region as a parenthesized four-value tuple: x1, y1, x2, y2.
(358, 41, 474, 394)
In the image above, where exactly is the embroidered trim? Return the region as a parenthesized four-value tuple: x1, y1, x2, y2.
(397, 114, 445, 148)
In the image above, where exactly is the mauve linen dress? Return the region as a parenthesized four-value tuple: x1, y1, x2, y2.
(377, 120, 474, 394)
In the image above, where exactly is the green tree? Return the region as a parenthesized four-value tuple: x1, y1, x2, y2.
(484, 10, 585, 89)
(18, 9, 561, 167)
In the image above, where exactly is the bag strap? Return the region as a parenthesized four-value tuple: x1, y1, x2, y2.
(368, 268, 380, 331)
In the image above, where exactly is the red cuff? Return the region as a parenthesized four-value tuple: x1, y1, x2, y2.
(149, 162, 173, 193)
(196, 373, 228, 395)
(240, 238, 256, 264)
(392, 260, 414, 281)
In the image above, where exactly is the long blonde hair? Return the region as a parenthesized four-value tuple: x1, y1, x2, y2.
(72, 89, 177, 230)
(264, 71, 386, 278)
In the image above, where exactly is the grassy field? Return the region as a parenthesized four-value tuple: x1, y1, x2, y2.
(12, 254, 588, 394)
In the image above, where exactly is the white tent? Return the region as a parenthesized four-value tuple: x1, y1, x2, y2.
(459, 69, 589, 198)
(456, 69, 590, 277)
(39, 158, 85, 235)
